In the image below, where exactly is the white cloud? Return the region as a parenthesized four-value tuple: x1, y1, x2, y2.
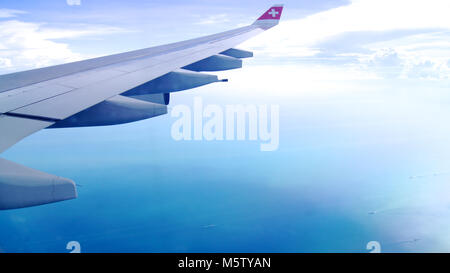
(0, 9, 27, 18)
(212, 64, 379, 100)
(195, 14, 230, 25)
(245, 0, 450, 52)
(39, 25, 127, 40)
(0, 19, 127, 73)
(241, 0, 450, 79)
(0, 57, 12, 68)
(67, 0, 81, 6)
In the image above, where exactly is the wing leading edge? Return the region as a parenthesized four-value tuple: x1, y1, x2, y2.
(0, 5, 284, 210)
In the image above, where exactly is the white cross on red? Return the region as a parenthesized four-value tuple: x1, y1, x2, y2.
(268, 8, 279, 18)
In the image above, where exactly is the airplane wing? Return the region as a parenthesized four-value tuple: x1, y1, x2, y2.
(0, 5, 284, 210)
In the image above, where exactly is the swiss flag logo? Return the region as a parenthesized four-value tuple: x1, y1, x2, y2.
(257, 6, 283, 20)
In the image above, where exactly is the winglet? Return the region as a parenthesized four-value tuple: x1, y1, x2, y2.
(253, 4, 284, 30)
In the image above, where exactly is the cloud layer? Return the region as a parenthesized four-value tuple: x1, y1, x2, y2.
(0, 9, 27, 18)
(2, 1, 450, 80)
(242, 0, 450, 79)
(0, 10, 126, 74)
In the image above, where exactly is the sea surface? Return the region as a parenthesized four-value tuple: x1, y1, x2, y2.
(1, 71, 450, 253)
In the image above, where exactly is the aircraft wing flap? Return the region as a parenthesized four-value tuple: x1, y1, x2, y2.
(10, 65, 166, 120)
(0, 115, 54, 153)
(0, 84, 73, 114)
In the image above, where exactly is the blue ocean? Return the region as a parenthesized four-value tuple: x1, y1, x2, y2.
(1, 73, 450, 253)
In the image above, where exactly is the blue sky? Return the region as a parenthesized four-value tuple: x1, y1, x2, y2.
(2, 0, 450, 253)
(0, 0, 349, 72)
(1, 0, 450, 80)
